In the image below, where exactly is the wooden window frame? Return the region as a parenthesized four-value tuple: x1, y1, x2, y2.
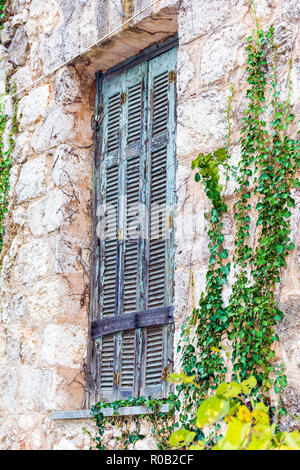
(88, 36, 178, 404)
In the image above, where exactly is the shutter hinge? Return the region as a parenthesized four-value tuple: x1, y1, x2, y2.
(168, 215, 174, 229)
(92, 113, 101, 132)
(168, 70, 176, 84)
(114, 372, 120, 386)
(162, 367, 169, 382)
(120, 92, 126, 105)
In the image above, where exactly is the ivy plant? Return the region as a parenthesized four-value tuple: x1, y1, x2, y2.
(169, 374, 300, 450)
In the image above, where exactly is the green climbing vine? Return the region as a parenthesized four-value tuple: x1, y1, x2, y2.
(90, 5, 299, 449)
(0, 0, 7, 27)
(0, 78, 18, 256)
(87, 395, 179, 450)
(179, 9, 299, 427)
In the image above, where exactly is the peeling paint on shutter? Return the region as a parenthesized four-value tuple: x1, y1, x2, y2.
(145, 326, 163, 387)
(128, 82, 143, 144)
(120, 329, 136, 394)
(102, 164, 118, 317)
(152, 72, 169, 137)
(107, 92, 121, 153)
(142, 47, 177, 398)
(123, 155, 140, 313)
(148, 147, 167, 309)
(99, 334, 115, 393)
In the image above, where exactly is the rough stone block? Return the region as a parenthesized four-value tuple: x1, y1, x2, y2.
(17, 85, 51, 130)
(15, 156, 47, 203)
(55, 66, 81, 106)
(177, 91, 227, 157)
(13, 238, 54, 284)
(7, 25, 29, 66)
(6, 323, 38, 365)
(52, 144, 91, 187)
(0, 369, 17, 412)
(31, 105, 75, 153)
(42, 324, 86, 368)
(12, 133, 32, 164)
(19, 369, 54, 411)
(200, 24, 247, 86)
(27, 190, 64, 236)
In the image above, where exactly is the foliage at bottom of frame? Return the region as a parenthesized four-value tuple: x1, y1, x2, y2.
(85, 395, 180, 450)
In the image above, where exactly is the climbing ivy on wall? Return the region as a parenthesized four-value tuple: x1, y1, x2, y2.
(0, 80, 18, 255)
(0, 1, 16, 256)
(0, 0, 7, 27)
(179, 16, 299, 421)
(89, 5, 299, 450)
(87, 395, 179, 450)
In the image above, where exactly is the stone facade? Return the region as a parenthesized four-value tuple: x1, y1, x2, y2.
(0, 0, 299, 450)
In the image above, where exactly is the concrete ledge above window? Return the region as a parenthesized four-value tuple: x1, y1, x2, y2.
(49, 404, 170, 420)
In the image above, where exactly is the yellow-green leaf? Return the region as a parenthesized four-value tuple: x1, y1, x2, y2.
(241, 375, 257, 394)
(168, 372, 196, 385)
(196, 396, 230, 428)
(169, 429, 196, 448)
(189, 441, 205, 450)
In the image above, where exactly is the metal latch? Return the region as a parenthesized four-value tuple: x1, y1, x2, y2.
(162, 367, 169, 382)
(114, 372, 120, 386)
(168, 70, 176, 84)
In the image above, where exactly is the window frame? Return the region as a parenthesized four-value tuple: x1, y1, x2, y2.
(88, 36, 178, 404)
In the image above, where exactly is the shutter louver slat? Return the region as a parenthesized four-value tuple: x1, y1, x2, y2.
(145, 327, 163, 387)
(100, 334, 115, 391)
(128, 82, 142, 144)
(120, 330, 136, 390)
(123, 155, 140, 313)
(152, 72, 169, 137)
(103, 165, 118, 318)
(148, 148, 167, 309)
(107, 93, 121, 153)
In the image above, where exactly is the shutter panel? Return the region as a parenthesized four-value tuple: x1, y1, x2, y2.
(145, 326, 164, 389)
(127, 82, 143, 144)
(148, 147, 167, 309)
(143, 48, 177, 398)
(99, 334, 115, 397)
(119, 64, 147, 398)
(120, 329, 136, 392)
(123, 155, 140, 313)
(102, 164, 118, 317)
(98, 75, 123, 400)
(107, 92, 121, 152)
(95, 46, 176, 402)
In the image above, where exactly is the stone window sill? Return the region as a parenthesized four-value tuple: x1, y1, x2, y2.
(49, 404, 170, 420)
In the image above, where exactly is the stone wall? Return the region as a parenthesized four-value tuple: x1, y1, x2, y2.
(0, 0, 299, 450)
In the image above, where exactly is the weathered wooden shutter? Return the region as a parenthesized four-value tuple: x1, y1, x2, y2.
(142, 48, 177, 398)
(92, 43, 177, 402)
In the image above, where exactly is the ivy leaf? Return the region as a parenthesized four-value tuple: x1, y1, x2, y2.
(189, 441, 206, 450)
(196, 396, 230, 428)
(168, 372, 196, 385)
(224, 419, 252, 449)
(169, 429, 196, 448)
(241, 376, 257, 394)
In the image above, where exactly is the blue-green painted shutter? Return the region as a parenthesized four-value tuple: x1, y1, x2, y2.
(143, 48, 176, 398)
(96, 46, 176, 401)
